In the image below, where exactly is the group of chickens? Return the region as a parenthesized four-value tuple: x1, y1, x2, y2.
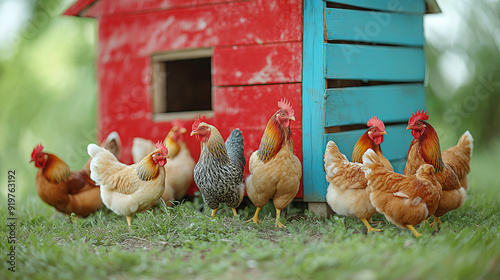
(325, 109, 473, 237)
(30, 99, 301, 228)
(30, 99, 472, 237)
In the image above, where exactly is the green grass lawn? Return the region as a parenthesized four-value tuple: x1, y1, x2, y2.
(1, 148, 499, 280)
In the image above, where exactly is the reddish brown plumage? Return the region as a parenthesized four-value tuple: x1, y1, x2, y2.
(33, 152, 102, 218)
(256, 114, 291, 163)
(405, 114, 466, 221)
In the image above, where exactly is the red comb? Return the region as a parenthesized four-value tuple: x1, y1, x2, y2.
(278, 98, 294, 116)
(155, 141, 169, 156)
(408, 109, 429, 126)
(367, 116, 385, 131)
(31, 144, 44, 161)
(192, 114, 206, 131)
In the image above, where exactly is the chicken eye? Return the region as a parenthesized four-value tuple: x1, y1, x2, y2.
(281, 112, 285, 116)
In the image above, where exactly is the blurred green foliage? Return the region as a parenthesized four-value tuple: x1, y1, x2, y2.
(426, 0, 500, 149)
(0, 0, 96, 198)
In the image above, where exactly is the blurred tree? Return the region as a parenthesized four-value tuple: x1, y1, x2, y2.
(425, 0, 500, 150)
(0, 0, 96, 198)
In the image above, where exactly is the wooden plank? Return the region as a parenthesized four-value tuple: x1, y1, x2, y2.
(81, 0, 234, 17)
(324, 0, 425, 14)
(302, 0, 326, 202)
(213, 83, 302, 130)
(324, 43, 425, 81)
(97, 0, 302, 62)
(324, 124, 413, 162)
(325, 8, 423, 46)
(213, 42, 302, 86)
(324, 83, 425, 127)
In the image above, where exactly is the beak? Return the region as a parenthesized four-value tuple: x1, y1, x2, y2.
(180, 128, 187, 134)
(289, 116, 296, 121)
(406, 125, 412, 130)
(190, 130, 197, 136)
(381, 131, 388, 135)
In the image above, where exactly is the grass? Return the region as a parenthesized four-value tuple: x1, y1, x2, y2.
(1, 149, 500, 280)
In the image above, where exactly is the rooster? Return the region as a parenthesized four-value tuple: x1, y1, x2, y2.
(245, 99, 302, 228)
(131, 121, 195, 205)
(363, 149, 442, 237)
(30, 132, 121, 218)
(190, 115, 245, 217)
(324, 117, 391, 233)
(405, 109, 467, 229)
(87, 141, 169, 226)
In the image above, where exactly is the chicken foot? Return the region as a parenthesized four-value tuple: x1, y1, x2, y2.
(245, 207, 262, 225)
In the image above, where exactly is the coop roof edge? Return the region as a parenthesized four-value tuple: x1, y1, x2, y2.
(63, 0, 441, 17)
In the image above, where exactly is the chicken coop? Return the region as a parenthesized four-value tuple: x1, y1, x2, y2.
(64, 0, 440, 215)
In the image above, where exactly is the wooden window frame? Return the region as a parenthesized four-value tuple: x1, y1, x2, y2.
(151, 48, 214, 122)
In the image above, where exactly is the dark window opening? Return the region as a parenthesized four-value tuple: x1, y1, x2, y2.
(151, 50, 212, 120)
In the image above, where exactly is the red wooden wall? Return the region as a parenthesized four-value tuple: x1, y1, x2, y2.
(65, 0, 304, 197)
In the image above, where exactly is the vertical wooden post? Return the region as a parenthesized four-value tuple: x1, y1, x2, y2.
(302, 0, 328, 213)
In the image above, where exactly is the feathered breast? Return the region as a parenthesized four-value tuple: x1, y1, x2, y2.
(136, 154, 160, 181)
(419, 124, 445, 172)
(257, 117, 291, 163)
(43, 154, 71, 184)
(352, 132, 379, 164)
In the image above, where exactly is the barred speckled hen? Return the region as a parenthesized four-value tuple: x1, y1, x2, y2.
(190, 115, 245, 218)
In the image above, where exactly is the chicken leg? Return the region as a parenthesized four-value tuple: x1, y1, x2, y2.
(232, 208, 238, 216)
(211, 208, 218, 217)
(245, 207, 262, 224)
(126, 215, 133, 227)
(430, 215, 443, 230)
(361, 218, 382, 233)
(406, 225, 422, 238)
(275, 209, 286, 228)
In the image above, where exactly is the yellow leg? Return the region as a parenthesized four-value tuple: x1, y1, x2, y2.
(361, 218, 382, 232)
(126, 215, 133, 227)
(406, 225, 422, 238)
(232, 208, 238, 216)
(245, 207, 262, 224)
(211, 208, 218, 218)
(275, 208, 286, 228)
(429, 215, 443, 230)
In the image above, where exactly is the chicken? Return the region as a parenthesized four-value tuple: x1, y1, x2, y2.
(442, 131, 473, 191)
(131, 121, 195, 205)
(29, 132, 121, 218)
(362, 149, 442, 237)
(405, 109, 466, 229)
(245, 99, 302, 228)
(87, 141, 169, 226)
(324, 117, 391, 233)
(190, 115, 245, 218)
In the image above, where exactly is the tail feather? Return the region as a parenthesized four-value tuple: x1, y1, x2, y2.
(225, 129, 245, 170)
(362, 149, 383, 175)
(87, 143, 122, 185)
(102, 131, 121, 159)
(442, 130, 473, 182)
(324, 141, 349, 179)
(458, 130, 474, 155)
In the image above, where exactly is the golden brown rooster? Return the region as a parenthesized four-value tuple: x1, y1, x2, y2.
(87, 141, 169, 226)
(30, 132, 121, 218)
(245, 99, 302, 228)
(324, 117, 392, 233)
(405, 109, 467, 229)
(191, 115, 246, 218)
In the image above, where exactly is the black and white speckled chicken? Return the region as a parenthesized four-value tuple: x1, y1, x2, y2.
(190, 115, 245, 217)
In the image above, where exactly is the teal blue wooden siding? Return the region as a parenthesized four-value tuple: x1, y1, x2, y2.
(302, 0, 427, 202)
(324, 0, 425, 14)
(324, 44, 425, 81)
(324, 84, 425, 127)
(326, 8, 424, 46)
